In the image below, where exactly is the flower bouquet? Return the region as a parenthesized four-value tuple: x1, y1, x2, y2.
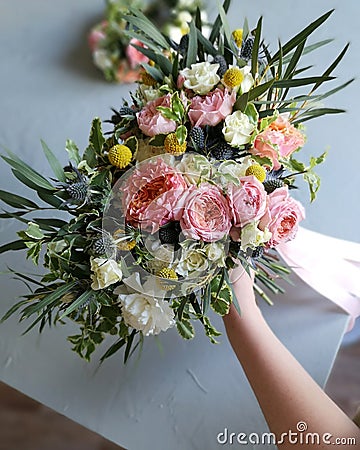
(0, 0, 351, 362)
(89, 0, 206, 83)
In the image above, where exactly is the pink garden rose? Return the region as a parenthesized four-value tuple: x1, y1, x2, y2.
(122, 158, 187, 232)
(227, 175, 267, 228)
(264, 187, 305, 247)
(188, 88, 237, 128)
(116, 60, 142, 84)
(251, 115, 305, 169)
(180, 183, 232, 242)
(126, 38, 149, 69)
(137, 94, 177, 137)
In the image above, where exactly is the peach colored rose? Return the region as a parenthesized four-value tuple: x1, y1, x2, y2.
(251, 115, 305, 169)
(227, 175, 267, 228)
(180, 183, 232, 242)
(122, 158, 187, 232)
(188, 88, 237, 128)
(137, 94, 177, 137)
(265, 187, 305, 247)
(126, 38, 149, 69)
(116, 60, 143, 84)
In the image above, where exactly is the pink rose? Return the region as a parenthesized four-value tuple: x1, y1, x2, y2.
(122, 158, 187, 232)
(227, 176, 267, 228)
(180, 183, 232, 242)
(137, 94, 177, 137)
(88, 21, 107, 51)
(251, 115, 305, 169)
(188, 88, 236, 128)
(126, 38, 149, 69)
(265, 187, 305, 247)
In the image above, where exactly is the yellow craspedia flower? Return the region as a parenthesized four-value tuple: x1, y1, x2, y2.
(156, 267, 178, 291)
(223, 67, 244, 88)
(232, 29, 243, 47)
(164, 133, 187, 155)
(108, 144, 132, 169)
(245, 164, 267, 183)
(141, 71, 157, 87)
(113, 228, 136, 251)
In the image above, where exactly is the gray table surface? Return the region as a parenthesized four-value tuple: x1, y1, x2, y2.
(0, 1, 357, 449)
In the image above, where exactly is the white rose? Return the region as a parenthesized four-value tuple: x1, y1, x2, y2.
(90, 257, 123, 290)
(93, 49, 112, 71)
(222, 110, 255, 147)
(204, 242, 226, 266)
(180, 61, 220, 95)
(175, 153, 212, 185)
(240, 222, 272, 252)
(176, 246, 209, 277)
(139, 85, 162, 103)
(117, 274, 175, 336)
(145, 238, 175, 273)
(216, 156, 255, 185)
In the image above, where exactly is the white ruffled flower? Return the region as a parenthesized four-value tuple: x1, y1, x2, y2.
(180, 61, 220, 95)
(145, 238, 175, 273)
(93, 49, 112, 71)
(222, 110, 255, 147)
(175, 153, 212, 185)
(90, 257, 123, 291)
(116, 274, 175, 336)
(216, 156, 254, 185)
(139, 85, 162, 103)
(204, 242, 226, 266)
(176, 244, 209, 277)
(240, 222, 272, 251)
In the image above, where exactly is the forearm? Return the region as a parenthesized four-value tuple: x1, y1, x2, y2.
(223, 304, 360, 449)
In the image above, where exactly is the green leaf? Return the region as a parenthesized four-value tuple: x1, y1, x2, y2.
(89, 117, 105, 155)
(282, 39, 334, 64)
(22, 281, 78, 316)
(124, 329, 136, 363)
(273, 76, 335, 88)
(292, 107, 345, 124)
(22, 222, 44, 240)
(65, 139, 81, 165)
(1, 299, 31, 323)
(209, 0, 231, 44)
(148, 134, 166, 147)
(59, 290, 95, 319)
(124, 135, 138, 154)
(25, 241, 42, 265)
(100, 338, 126, 363)
(248, 79, 275, 102)
(157, 106, 179, 122)
(0, 190, 38, 209)
(251, 16, 262, 78)
(283, 39, 306, 80)
(233, 92, 249, 112)
(196, 30, 217, 56)
(270, 10, 334, 64)
(186, 20, 198, 67)
(244, 102, 259, 126)
(216, 0, 233, 50)
(132, 45, 172, 75)
(41, 140, 66, 182)
(176, 125, 187, 145)
(1, 154, 55, 191)
(304, 171, 321, 202)
(0, 240, 27, 254)
(124, 29, 163, 53)
(171, 91, 185, 121)
(288, 157, 306, 172)
(313, 43, 350, 91)
(124, 9, 169, 49)
(176, 319, 195, 340)
(141, 63, 164, 83)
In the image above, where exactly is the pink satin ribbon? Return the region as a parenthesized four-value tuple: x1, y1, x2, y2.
(277, 227, 360, 331)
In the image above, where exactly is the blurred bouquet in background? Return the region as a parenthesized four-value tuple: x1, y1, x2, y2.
(0, 0, 351, 362)
(89, 0, 207, 83)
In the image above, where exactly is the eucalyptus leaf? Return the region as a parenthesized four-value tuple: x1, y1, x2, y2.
(41, 140, 66, 182)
